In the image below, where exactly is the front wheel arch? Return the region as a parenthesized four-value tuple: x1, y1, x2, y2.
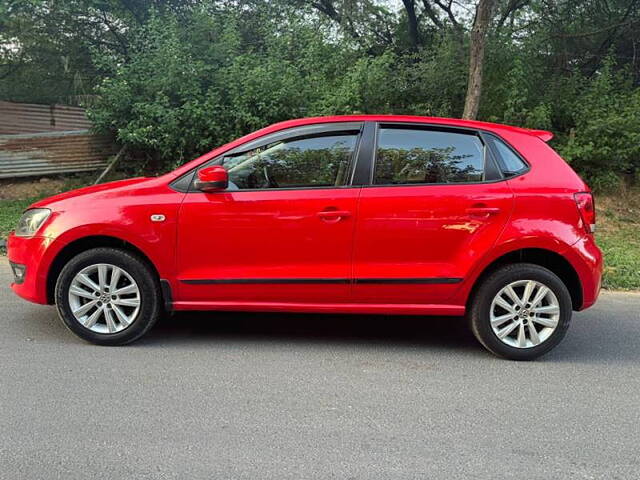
(47, 235, 161, 305)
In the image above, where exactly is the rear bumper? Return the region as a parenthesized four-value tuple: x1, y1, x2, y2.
(566, 235, 603, 310)
(6, 233, 54, 304)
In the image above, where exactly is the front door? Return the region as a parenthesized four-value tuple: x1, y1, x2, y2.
(352, 124, 514, 305)
(176, 123, 363, 306)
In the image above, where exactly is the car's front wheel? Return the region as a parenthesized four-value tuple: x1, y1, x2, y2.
(468, 263, 573, 360)
(55, 248, 161, 345)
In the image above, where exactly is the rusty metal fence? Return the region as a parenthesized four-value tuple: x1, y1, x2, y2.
(0, 101, 117, 179)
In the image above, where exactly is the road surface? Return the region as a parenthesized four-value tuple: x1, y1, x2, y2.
(1, 260, 639, 479)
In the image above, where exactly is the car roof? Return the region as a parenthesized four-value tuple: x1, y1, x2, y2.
(269, 115, 553, 142)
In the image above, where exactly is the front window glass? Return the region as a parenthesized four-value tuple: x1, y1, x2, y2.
(374, 127, 485, 184)
(220, 133, 358, 190)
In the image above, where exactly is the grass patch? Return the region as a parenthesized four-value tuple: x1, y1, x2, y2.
(596, 193, 640, 290)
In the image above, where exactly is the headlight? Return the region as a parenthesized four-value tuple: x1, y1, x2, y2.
(15, 208, 51, 237)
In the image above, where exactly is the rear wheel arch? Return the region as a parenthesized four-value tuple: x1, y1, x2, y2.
(467, 248, 583, 311)
(46, 235, 162, 305)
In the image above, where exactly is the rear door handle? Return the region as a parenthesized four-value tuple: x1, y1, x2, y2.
(317, 209, 351, 221)
(466, 207, 501, 218)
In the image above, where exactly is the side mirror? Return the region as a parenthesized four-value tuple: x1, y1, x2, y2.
(194, 166, 228, 192)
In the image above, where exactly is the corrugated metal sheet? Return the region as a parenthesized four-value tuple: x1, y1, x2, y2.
(0, 101, 92, 135)
(0, 101, 117, 178)
(0, 130, 116, 179)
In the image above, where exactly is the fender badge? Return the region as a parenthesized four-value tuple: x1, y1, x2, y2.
(150, 214, 166, 222)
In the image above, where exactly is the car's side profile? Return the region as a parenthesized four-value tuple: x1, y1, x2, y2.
(7, 115, 602, 360)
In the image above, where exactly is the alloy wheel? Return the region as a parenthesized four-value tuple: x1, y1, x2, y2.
(489, 279, 560, 349)
(68, 263, 141, 334)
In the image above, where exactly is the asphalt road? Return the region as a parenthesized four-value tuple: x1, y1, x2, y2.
(1, 260, 640, 479)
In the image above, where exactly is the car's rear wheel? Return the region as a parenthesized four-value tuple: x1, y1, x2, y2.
(468, 263, 572, 360)
(55, 248, 161, 345)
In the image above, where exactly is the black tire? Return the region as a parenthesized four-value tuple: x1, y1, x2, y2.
(55, 247, 161, 345)
(468, 263, 572, 360)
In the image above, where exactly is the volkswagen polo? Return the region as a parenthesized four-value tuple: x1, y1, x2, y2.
(7, 115, 602, 360)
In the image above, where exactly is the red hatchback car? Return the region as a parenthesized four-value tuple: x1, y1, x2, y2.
(7, 115, 602, 359)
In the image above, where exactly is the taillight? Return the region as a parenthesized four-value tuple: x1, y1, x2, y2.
(574, 192, 596, 234)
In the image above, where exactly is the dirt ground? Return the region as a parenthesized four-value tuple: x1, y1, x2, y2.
(0, 177, 71, 200)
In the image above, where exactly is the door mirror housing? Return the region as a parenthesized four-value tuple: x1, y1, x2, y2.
(194, 166, 228, 192)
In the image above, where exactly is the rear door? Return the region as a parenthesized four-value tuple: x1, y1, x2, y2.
(176, 122, 364, 306)
(352, 123, 514, 305)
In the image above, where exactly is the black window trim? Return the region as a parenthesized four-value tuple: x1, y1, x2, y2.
(366, 122, 506, 188)
(351, 121, 376, 185)
(480, 132, 504, 181)
(170, 121, 366, 193)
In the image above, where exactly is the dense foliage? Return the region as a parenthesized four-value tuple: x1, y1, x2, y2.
(1, 0, 639, 187)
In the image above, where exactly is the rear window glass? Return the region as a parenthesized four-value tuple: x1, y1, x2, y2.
(374, 127, 485, 184)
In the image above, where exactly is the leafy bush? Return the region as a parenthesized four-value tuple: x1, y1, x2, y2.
(557, 61, 640, 190)
(88, 8, 361, 171)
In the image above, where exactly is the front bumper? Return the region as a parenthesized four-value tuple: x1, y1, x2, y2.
(6, 233, 55, 304)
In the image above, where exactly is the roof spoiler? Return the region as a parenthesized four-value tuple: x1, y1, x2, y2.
(528, 129, 554, 142)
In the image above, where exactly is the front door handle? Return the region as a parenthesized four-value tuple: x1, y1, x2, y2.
(317, 209, 351, 222)
(466, 206, 501, 218)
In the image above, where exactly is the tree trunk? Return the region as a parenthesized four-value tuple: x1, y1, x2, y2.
(462, 0, 496, 120)
(401, 0, 420, 50)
